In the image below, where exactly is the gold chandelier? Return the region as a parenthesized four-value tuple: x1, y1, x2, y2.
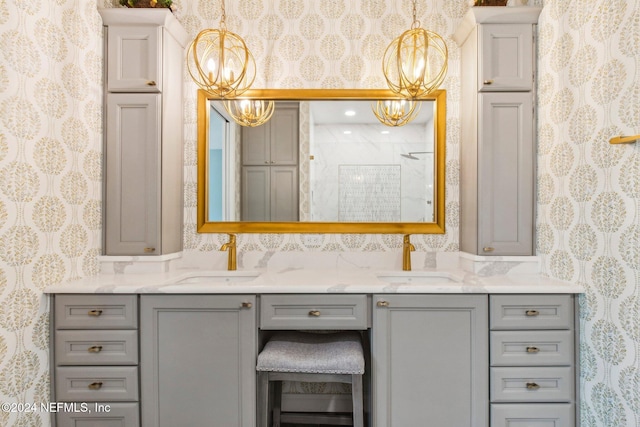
(224, 99, 275, 127)
(372, 99, 421, 127)
(382, 0, 448, 99)
(187, 0, 256, 99)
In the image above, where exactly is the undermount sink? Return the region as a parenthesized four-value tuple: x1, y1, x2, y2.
(172, 271, 261, 285)
(375, 271, 462, 284)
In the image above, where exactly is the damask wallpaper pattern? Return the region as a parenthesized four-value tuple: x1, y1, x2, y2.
(0, 0, 637, 426)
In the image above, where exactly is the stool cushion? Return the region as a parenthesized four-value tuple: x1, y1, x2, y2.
(256, 331, 365, 375)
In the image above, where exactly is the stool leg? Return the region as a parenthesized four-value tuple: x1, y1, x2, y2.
(351, 374, 364, 427)
(257, 372, 269, 427)
(273, 381, 282, 427)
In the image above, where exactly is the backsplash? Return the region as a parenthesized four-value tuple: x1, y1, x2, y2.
(0, 0, 637, 426)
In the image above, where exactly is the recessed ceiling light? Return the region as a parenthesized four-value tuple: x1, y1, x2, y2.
(344, 110, 356, 117)
(381, 130, 390, 134)
(343, 130, 352, 135)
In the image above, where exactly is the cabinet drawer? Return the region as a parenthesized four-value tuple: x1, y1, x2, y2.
(56, 330, 138, 366)
(56, 402, 139, 427)
(260, 295, 367, 330)
(56, 295, 138, 330)
(490, 295, 572, 330)
(490, 367, 573, 403)
(490, 331, 574, 366)
(491, 403, 574, 427)
(56, 367, 138, 402)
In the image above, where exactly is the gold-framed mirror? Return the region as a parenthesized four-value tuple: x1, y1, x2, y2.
(197, 88, 446, 234)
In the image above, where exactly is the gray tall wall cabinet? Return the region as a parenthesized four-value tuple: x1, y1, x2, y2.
(455, 7, 541, 256)
(241, 102, 300, 222)
(100, 9, 187, 256)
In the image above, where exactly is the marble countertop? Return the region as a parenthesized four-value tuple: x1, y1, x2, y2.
(44, 252, 584, 295)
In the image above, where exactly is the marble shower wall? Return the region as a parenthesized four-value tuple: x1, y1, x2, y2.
(536, 1, 640, 425)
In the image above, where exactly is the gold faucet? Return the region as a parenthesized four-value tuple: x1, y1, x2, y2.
(220, 234, 237, 271)
(402, 234, 415, 271)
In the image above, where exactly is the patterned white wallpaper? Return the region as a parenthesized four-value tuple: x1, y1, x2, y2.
(536, 1, 639, 425)
(0, 0, 638, 426)
(0, 1, 104, 425)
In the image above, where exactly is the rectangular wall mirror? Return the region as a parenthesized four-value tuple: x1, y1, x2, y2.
(197, 89, 446, 234)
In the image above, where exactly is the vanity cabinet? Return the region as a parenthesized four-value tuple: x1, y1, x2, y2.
(489, 295, 576, 426)
(52, 295, 140, 427)
(456, 7, 540, 256)
(139, 295, 257, 427)
(50, 291, 577, 427)
(372, 294, 488, 427)
(100, 9, 187, 256)
(241, 102, 299, 221)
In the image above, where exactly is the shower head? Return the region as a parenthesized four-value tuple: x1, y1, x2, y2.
(400, 151, 432, 160)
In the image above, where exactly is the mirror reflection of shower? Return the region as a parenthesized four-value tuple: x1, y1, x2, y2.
(400, 151, 432, 160)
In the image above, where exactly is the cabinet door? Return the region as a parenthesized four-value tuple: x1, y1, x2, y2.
(241, 166, 299, 221)
(479, 24, 533, 91)
(241, 102, 299, 166)
(107, 26, 161, 92)
(372, 295, 488, 427)
(270, 104, 299, 165)
(242, 124, 270, 165)
(478, 92, 534, 256)
(271, 166, 298, 221)
(105, 94, 161, 255)
(140, 295, 256, 427)
(242, 166, 270, 221)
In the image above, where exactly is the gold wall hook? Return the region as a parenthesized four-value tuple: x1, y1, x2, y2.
(610, 134, 639, 144)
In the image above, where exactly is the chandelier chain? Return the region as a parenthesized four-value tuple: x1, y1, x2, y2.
(411, 0, 420, 29)
(219, 0, 227, 30)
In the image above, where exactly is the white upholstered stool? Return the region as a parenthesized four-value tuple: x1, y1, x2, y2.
(256, 331, 365, 427)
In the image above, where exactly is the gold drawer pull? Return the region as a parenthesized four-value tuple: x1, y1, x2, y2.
(526, 382, 540, 390)
(144, 247, 156, 253)
(484, 79, 494, 85)
(526, 346, 540, 353)
(146, 80, 156, 86)
(87, 346, 103, 353)
(483, 247, 494, 252)
(376, 301, 389, 307)
(308, 310, 321, 317)
(241, 302, 252, 309)
(525, 309, 540, 317)
(88, 382, 103, 390)
(88, 309, 103, 317)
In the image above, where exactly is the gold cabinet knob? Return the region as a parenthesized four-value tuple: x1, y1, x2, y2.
(88, 382, 103, 390)
(88, 346, 103, 353)
(87, 309, 103, 317)
(525, 309, 540, 317)
(308, 310, 321, 317)
(526, 346, 540, 354)
(483, 247, 495, 252)
(526, 382, 540, 390)
(483, 79, 494, 85)
(144, 247, 156, 253)
(241, 302, 252, 309)
(146, 80, 156, 86)
(376, 301, 389, 307)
